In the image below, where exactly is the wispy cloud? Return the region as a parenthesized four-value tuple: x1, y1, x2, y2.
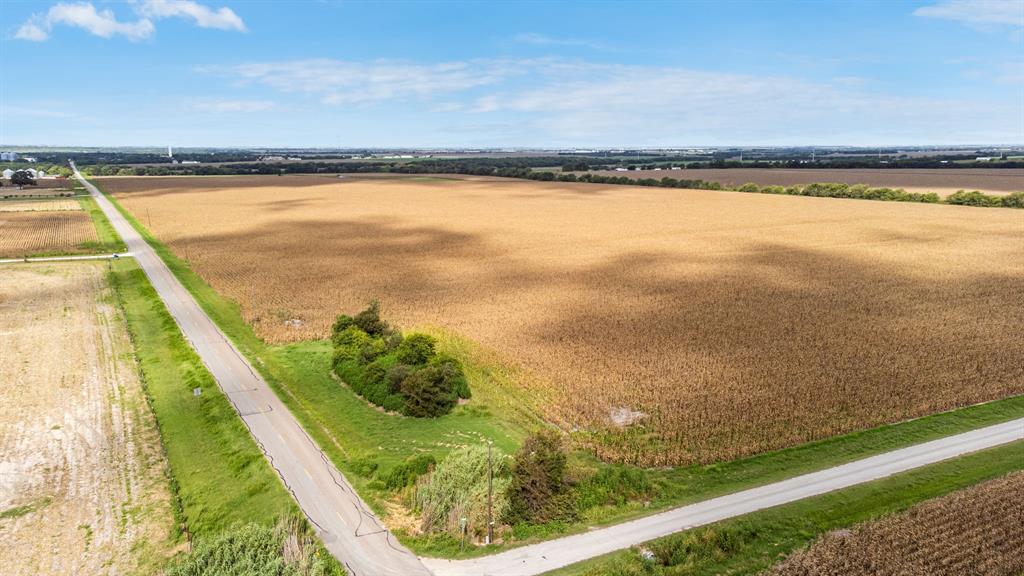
(914, 0, 1024, 30)
(138, 0, 246, 31)
(16, 3, 154, 41)
(513, 32, 609, 51)
(189, 98, 275, 113)
(205, 57, 1021, 145)
(14, 0, 245, 42)
(203, 58, 524, 105)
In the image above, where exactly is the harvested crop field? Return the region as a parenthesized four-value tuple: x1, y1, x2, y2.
(101, 175, 1024, 465)
(588, 168, 1024, 197)
(0, 198, 81, 212)
(769, 470, 1024, 576)
(0, 211, 98, 258)
(0, 262, 174, 575)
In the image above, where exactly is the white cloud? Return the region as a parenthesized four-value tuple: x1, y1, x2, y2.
(190, 99, 275, 113)
(14, 0, 244, 42)
(206, 57, 1022, 145)
(204, 58, 523, 105)
(16, 3, 155, 41)
(138, 0, 246, 31)
(513, 32, 607, 50)
(914, 0, 1024, 28)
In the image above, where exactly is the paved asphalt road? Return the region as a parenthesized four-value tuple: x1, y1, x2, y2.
(0, 252, 133, 264)
(76, 165, 1024, 576)
(74, 165, 432, 576)
(423, 417, 1023, 575)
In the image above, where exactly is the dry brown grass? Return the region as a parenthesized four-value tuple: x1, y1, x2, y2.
(0, 211, 97, 258)
(588, 168, 1024, 197)
(768, 471, 1024, 576)
(0, 262, 175, 575)
(101, 175, 1024, 465)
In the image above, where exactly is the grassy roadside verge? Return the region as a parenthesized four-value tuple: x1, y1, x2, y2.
(92, 177, 1024, 559)
(107, 258, 294, 536)
(79, 194, 127, 254)
(95, 180, 532, 495)
(546, 440, 1024, 575)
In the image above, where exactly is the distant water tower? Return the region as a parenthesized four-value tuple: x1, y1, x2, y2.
(168, 146, 173, 158)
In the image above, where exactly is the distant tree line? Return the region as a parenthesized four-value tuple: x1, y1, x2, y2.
(81, 158, 1023, 208)
(516, 172, 1024, 208)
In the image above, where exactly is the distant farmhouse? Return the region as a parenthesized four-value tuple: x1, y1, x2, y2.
(0, 151, 17, 161)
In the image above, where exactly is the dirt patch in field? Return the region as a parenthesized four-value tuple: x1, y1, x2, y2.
(0, 262, 175, 575)
(586, 168, 1024, 197)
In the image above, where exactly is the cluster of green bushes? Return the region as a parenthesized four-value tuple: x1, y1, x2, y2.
(520, 172, 1023, 208)
(750, 181, 941, 203)
(166, 518, 344, 576)
(947, 189, 1024, 208)
(403, 431, 655, 544)
(331, 301, 470, 418)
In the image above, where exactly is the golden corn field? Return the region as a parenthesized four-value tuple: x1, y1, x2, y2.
(101, 175, 1024, 465)
(0, 210, 97, 258)
(0, 198, 82, 212)
(768, 471, 1024, 576)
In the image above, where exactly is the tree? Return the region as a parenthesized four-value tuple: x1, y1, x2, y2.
(505, 430, 575, 524)
(11, 170, 36, 187)
(400, 366, 457, 417)
(353, 299, 391, 336)
(395, 333, 436, 365)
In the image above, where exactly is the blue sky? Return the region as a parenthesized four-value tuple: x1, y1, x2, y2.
(1, 0, 1022, 148)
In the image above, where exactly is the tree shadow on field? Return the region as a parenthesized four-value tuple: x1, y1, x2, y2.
(523, 239, 1024, 464)
(163, 209, 1024, 464)
(167, 216, 549, 325)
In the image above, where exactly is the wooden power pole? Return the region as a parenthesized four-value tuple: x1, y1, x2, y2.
(486, 441, 493, 544)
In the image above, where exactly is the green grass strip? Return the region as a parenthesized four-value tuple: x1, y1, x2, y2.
(78, 195, 127, 254)
(107, 258, 294, 538)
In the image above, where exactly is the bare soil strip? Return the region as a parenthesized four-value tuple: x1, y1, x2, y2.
(0, 262, 175, 575)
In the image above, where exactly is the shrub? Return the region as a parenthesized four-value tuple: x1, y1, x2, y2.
(946, 190, 997, 207)
(430, 353, 471, 399)
(382, 454, 436, 490)
(576, 465, 653, 510)
(166, 519, 344, 576)
(1000, 191, 1024, 208)
(385, 363, 413, 393)
(400, 366, 458, 417)
(395, 333, 437, 365)
(416, 445, 509, 538)
(353, 299, 391, 336)
(505, 430, 576, 524)
(645, 523, 759, 569)
(332, 314, 354, 336)
(737, 182, 760, 193)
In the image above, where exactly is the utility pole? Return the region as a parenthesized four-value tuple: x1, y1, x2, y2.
(486, 440, 494, 545)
